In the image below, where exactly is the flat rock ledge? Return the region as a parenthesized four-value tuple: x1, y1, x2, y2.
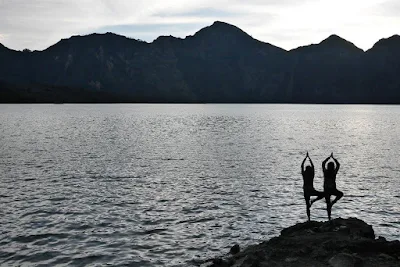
(200, 218, 400, 267)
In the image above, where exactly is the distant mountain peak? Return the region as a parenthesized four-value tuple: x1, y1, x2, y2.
(291, 34, 363, 53)
(0, 42, 12, 52)
(372, 34, 400, 49)
(44, 31, 146, 53)
(383, 34, 400, 40)
(211, 21, 236, 27)
(317, 34, 363, 52)
(153, 35, 182, 43)
(72, 32, 131, 40)
(208, 21, 246, 33)
(53, 32, 145, 45)
(320, 34, 351, 45)
(192, 21, 251, 39)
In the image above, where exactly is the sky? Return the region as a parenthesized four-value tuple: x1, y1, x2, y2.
(0, 0, 399, 51)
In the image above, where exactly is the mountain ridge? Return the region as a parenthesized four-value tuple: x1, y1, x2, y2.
(371, 34, 400, 50)
(1, 21, 397, 52)
(1, 21, 400, 103)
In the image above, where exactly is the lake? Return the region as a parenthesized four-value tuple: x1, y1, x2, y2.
(0, 104, 399, 266)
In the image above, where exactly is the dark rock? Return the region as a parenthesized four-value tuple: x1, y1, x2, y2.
(207, 218, 400, 267)
(230, 244, 240, 255)
(378, 236, 387, 242)
(379, 253, 395, 260)
(328, 253, 364, 267)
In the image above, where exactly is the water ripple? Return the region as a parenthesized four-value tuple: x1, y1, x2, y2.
(1, 104, 400, 266)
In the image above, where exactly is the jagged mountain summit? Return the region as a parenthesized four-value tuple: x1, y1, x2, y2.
(0, 21, 399, 103)
(292, 34, 363, 52)
(320, 34, 363, 51)
(372, 34, 400, 49)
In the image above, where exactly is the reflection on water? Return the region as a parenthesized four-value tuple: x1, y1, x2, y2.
(0, 104, 399, 266)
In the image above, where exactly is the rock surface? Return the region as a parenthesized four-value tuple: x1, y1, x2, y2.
(202, 218, 400, 267)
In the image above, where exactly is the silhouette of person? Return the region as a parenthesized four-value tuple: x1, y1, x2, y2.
(322, 153, 344, 220)
(301, 152, 324, 221)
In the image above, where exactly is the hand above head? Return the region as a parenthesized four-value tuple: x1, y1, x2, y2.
(306, 151, 309, 158)
(301, 152, 308, 170)
(330, 152, 334, 158)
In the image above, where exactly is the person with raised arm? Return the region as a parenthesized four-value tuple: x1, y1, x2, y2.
(301, 152, 324, 221)
(322, 152, 344, 220)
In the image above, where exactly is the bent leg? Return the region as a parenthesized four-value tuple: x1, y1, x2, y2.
(310, 190, 325, 206)
(331, 189, 343, 207)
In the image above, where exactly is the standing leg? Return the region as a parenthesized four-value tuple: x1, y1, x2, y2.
(304, 194, 311, 221)
(325, 194, 332, 220)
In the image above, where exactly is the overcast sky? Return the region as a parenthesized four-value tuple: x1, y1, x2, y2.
(0, 0, 399, 51)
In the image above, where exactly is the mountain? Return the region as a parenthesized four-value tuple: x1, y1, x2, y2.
(0, 22, 399, 103)
(289, 35, 364, 103)
(174, 21, 289, 102)
(371, 34, 400, 50)
(358, 35, 400, 103)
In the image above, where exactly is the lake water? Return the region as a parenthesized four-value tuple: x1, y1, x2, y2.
(0, 104, 399, 266)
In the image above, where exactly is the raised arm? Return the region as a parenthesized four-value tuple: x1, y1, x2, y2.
(301, 155, 307, 173)
(332, 156, 340, 173)
(322, 156, 330, 172)
(309, 156, 314, 170)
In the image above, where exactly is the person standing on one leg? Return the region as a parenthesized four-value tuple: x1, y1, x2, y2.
(322, 153, 344, 220)
(301, 152, 324, 221)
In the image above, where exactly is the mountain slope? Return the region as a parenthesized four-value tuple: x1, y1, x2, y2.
(177, 21, 289, 102)
(359, 35, 400, 103)
(289, 35, 364, 103)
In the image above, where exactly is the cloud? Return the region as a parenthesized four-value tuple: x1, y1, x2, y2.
(371, 0, 400, 17)
(155, 7, 241, 18)
(0, 0, 399, 51)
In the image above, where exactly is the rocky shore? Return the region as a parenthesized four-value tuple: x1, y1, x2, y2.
(201, 218, 400, 267)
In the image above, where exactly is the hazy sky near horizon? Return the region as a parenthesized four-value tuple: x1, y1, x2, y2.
(0, 0, 399, 51)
